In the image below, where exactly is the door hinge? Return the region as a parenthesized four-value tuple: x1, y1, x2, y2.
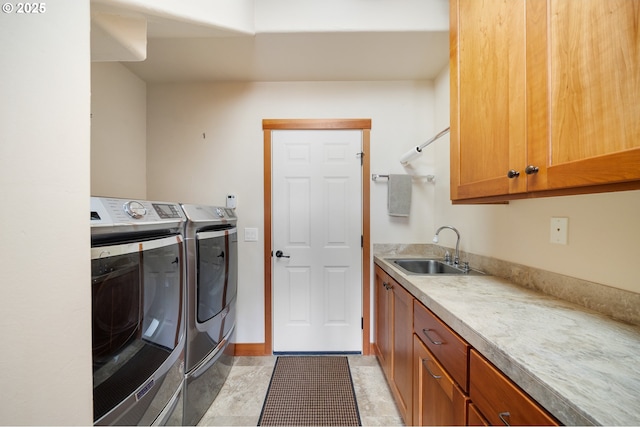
(361, 317, 364, 330)
(361, 235, 364, 248)
(356, 152, 364, 166)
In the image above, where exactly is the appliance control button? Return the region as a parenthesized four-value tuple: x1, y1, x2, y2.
(124, 201, 147, 219)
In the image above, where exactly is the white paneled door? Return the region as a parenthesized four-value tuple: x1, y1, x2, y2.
(272, 130, 363, 353)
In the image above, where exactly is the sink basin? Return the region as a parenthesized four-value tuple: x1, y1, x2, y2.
(389, 258, 484, 275)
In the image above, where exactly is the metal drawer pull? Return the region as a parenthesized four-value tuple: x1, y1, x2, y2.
(382, 281, 393, 290)
(422, 328, 443, 345)
(421, 358, 442, 379)
(499, 411, 511, 426)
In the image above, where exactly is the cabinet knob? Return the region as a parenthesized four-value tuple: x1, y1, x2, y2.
(525, 165, 539, 175)
(507, 169, 520, 179)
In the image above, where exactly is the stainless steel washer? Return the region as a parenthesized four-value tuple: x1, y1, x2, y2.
(179, 204, 237, 426)
(90, 197, 186, 426)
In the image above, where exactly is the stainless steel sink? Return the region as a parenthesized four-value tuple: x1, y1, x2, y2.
(389, 258, 484, 275)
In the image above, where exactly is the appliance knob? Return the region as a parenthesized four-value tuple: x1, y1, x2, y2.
(124, 201, 146, 219)
(215, 207, 225, 218)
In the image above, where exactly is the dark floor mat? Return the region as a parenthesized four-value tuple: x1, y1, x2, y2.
(258, 356, 361, 426)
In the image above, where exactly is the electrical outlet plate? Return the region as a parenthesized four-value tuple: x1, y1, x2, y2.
(550, 217, 568, 245)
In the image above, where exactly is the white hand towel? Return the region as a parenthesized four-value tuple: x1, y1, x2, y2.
(387, 174, 412, 216)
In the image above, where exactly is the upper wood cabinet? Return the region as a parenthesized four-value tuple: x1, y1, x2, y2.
(450, 0, 640, 203)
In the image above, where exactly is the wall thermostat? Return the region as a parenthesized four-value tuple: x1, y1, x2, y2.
(226, 194, 237, 209)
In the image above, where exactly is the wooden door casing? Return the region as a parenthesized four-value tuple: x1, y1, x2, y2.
(257, 118, 372, 357)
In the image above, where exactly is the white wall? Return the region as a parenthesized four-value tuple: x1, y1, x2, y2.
(433, 67, 640, 294)
(146, 80, 436, 343)
(0, 2, 93, 425)
(91, 62, 147, 199)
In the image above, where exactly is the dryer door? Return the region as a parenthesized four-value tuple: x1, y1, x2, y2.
(195, 228, 237, 324)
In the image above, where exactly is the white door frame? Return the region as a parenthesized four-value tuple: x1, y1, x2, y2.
(262, 118, 371, 356)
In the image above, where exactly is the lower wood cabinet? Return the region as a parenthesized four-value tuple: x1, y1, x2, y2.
(469, 349, 559, 426)
(413, 334, 468, 426)
(373, 265, 413, 425)
(374, 264, 560, 426)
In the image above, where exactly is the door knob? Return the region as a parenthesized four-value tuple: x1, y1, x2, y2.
(275, 250, 290, 258)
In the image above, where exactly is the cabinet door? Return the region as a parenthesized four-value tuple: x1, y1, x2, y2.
(374, 266, 392, 377)
(392, 282, 414, 425)
(413, 335, 467, 426)
(451, 0, 527, 200)
(527, 0, 640, 193)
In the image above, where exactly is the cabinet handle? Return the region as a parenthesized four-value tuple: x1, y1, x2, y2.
(498, 411, 511, 426)
(382, 281, 393, 290)
(421, 358, 442, 379)
(422, 328, 442, 345)
(507, 169, 520, 179)
(524, 165, 539, 175)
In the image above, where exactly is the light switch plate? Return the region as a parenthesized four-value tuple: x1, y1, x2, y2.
(550, 217, 568, 245)
(244, 227, 258, 242)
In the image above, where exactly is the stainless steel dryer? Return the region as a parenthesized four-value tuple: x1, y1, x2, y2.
(180, 204, 237, 426)
(90, 197, 186, 426)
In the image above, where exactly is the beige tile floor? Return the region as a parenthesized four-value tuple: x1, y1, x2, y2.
(197, 355, 404, 426)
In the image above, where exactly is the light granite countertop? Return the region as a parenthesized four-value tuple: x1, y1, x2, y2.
(374, 252, 640, 426)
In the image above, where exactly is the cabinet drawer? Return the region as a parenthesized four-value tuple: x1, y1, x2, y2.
(413, 300, 469, 392)
(469, 349, 558, 426)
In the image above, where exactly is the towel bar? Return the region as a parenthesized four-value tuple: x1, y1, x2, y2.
(372, 173, 435, 183)
(371, 174, 389, 181)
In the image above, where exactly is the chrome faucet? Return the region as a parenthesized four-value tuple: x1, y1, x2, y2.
(433, 225, 461, 266)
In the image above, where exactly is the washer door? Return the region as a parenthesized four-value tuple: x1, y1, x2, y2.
(91, 235, 184, 423)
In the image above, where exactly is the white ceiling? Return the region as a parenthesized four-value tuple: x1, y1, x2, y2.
(92, 1, 450, 83)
